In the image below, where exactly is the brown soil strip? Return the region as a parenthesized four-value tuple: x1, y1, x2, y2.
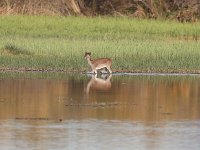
(15, 117, 49, 120)
(0, 67, 200, 75)
(65, 102, 138, 108)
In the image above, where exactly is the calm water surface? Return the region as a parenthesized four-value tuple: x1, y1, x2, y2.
(0, 72, 200, 150)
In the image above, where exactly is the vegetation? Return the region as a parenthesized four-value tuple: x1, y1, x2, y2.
(0, 15, 200, 73)
(0, 0, 200, 21)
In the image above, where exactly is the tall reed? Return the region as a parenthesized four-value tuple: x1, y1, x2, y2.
(0, 16, 200, 73)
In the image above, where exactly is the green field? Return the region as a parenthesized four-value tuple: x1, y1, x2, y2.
(0, 15, 200, 73)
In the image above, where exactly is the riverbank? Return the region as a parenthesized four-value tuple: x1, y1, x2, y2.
(0, 16, 200, 73)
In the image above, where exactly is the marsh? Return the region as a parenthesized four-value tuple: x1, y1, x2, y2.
(0, 72, 200, 150)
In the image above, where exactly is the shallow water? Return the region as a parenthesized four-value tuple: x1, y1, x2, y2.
(0, 72, 200, 150)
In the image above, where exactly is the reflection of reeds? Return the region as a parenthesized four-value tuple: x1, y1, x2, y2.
(0, 16, 200, 72)
(0, 75, 199, 121)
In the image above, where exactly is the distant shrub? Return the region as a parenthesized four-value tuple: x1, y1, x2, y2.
(0, 0, 199, 21)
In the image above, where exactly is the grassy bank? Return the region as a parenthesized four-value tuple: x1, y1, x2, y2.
(0, 15, 200, 73)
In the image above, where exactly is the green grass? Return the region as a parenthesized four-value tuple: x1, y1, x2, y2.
(0, 15, 200, 73)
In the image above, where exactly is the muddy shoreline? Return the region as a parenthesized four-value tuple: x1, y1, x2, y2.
(0, 67, 200, 76)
